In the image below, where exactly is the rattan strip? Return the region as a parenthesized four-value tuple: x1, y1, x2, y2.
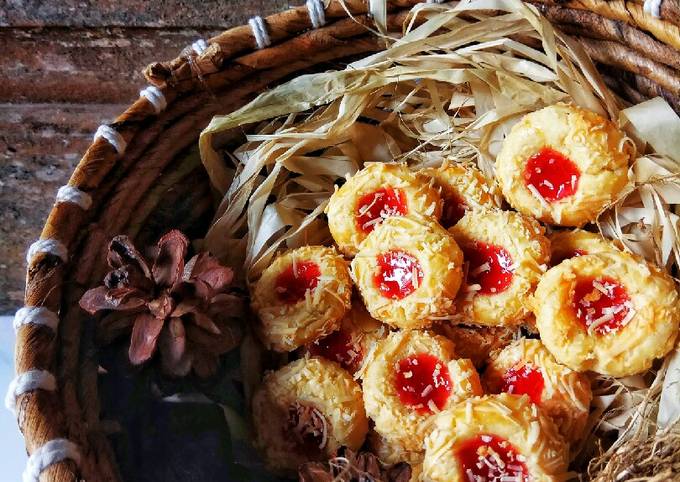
(578, 36, 680, 94)
(531, 0, 680, 50)
(632, 0, 680, 24)
(142, 0, 422, 88)
(535, 3, 680, 69)
(624, 70, 680, 107)
(602, 71, 648, 105)
(602, 64, 680, 111)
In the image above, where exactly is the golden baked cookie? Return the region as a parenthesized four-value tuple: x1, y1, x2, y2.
(483, 338, 592, 443)
(549, 229, 621, 266)
(450, 208, 550, 327)
(533, 251, 680, 376)
(351, 215, 464, 329)
(252, 357, 368, 475)
(421, 161, 501, 228)
(362, 330, 482, 452)
(422, 394, 568, 482)
(327, 162, 442, 256)
(251, 245, 352, 352)
(496, 103, 632, 226)
(304, 301, 387, 374)
(433, 323, 517, 369)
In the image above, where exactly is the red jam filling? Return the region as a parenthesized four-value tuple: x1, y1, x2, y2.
(552, 248, 587, 266)
(502, 364, 545, 405)
(275, 260, 321, 304)
(462, 242, 514, 295)
(572, 276, 632, 335)
(457, 434, 529, 482)
(309, 330, 361, 372)
(524, 147, 580, 202)
(441, 192, 468, 227)
(374, 250, 424, 300)
(356, 187, 408, 233)
(395, 354, 451, 413)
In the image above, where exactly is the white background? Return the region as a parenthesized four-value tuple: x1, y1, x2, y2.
(1, 315, 29, 479)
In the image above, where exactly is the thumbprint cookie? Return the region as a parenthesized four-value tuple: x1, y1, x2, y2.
(533, 251, 680, 377)
(304, 302, 386, 374)
(496, 103, 632, 226)
(421, 161, 501, 228)
(450, 208, 550, 327)
(327, 162, 442, 256)
(251, 246, 352, 352)
(351, 215, 464, 329)
(422, 394, 568, 482)
(549, 229, 621, 266)
(484, 338, 592, 443)
(362, 330, 483, 452)
(252, 357, 368, 475)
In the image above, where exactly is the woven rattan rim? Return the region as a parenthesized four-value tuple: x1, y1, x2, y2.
(14, 0, 680, 480)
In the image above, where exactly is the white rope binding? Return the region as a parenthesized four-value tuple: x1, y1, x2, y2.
(14, 307, 59, 333)
(643, 0, 662, 18)
(5, 369, 57, 413)
(191, 38, 208, 55)
(139, 85, 167, 114)
(306, 0, 326, 28)
(248, 16, 271, 49)
(94, 125, 127, 155)
(26, 239, 68, 264)
(55, 185, 92, 210)
(22, 438, 81, 482)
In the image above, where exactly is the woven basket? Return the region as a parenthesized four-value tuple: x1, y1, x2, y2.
(12, 0, 680, 480)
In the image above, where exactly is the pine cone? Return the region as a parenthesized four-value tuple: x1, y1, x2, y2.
(80, 230, 243, 378)
(298, 447, 412, 482)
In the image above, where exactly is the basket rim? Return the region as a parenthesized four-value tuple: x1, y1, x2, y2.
(12, 0, 680, 480)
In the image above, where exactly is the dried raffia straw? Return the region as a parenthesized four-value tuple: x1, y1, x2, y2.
(198, 0, 680, 477)
(599, 97, 680, 272)
(588, 422, 680, 481)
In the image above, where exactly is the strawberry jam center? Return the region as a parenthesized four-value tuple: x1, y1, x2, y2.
(441, 192, 468, 227)
(502, 364, 545, 405)
(374, 250, 423, 300)
(524, 147, 580, 202)
(552, 248, 587, 266)
(573, 277, 632, 335)
(462, 242, 514, 295)
(457, 434, 529, 482)
(309, 330, 361, 372)
(275, 260, 321, 304)
(395, 354, 451, 413)
(356, 187, 408, 233)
